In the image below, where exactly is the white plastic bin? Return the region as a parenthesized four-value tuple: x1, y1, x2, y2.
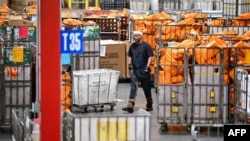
(194, 0, 213, 11)
(72, 69, 120, 106)
(130, 0, 151, 10)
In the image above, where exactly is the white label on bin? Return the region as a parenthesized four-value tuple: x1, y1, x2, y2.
(100, 46, 106, 57)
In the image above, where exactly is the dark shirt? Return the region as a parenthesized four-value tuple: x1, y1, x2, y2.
(128, 41, 154, 70)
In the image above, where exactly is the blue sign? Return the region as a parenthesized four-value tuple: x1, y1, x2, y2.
(60, 30, 84, 54)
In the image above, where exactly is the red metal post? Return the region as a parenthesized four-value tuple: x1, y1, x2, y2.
(39, 0, 61, 141)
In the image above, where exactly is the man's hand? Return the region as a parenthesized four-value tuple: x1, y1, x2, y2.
(144, 66, 150, 73)
(128, 64, 133, 70)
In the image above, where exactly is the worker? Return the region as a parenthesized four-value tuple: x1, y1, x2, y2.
(122, 30, 154, 113)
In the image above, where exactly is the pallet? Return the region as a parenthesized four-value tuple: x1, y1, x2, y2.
(160, 123, 189, 134)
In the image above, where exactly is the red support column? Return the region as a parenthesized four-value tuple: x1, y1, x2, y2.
(39, 0, 61, 141)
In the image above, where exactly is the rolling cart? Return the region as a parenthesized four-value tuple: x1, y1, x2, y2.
(71, 69, 120, 113)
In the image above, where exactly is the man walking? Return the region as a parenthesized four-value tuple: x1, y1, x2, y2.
(122, 31, 154, 113)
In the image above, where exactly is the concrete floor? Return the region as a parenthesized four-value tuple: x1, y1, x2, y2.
(0, 82, 224, 141)
(114, 83, 223, 141)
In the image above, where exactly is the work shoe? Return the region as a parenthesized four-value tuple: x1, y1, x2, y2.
(145, 103, 153, 111)
(146, 97, 153, 111)
(122, 107, 134, 113)
(145, 107, 153, 111)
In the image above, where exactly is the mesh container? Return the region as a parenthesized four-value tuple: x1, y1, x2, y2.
(223, 0, 250, 18)
(101, 0, 129, 10)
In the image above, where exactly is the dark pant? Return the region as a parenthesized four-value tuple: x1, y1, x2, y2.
(129, 70, 152, 100)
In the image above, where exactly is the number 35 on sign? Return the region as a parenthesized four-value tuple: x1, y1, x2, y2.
(60, 30, 84, 54)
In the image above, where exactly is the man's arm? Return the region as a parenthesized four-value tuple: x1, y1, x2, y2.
(128, 56, 131, 64)
(146, 56, 152, 68)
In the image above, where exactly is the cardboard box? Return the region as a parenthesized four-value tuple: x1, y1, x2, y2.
(100, 41, 127, 79)
(5, 19, 33, 26)
(123, 40, 130, 78)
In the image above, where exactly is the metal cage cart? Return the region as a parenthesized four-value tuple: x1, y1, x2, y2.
(187, 33, 232, 140)
(154, 24, 194, 133)
(223, 0, 250, 18)
(12, 109, 40, 141)
(189, 47, 228, 141)
(155, 47, 191, 133)
(207, 18, 250, 36)
(71, 69, 120, 113)
(155, 26, 235, 136)
(234, 68, 250, 123)
(0, 42, 34, 128)
(0, 24, 36, 129)
(189, 37, 250, 140)
(190, 67, 250, 141)
(190, 47, 229, 124)
(62, 108, 151, 141)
